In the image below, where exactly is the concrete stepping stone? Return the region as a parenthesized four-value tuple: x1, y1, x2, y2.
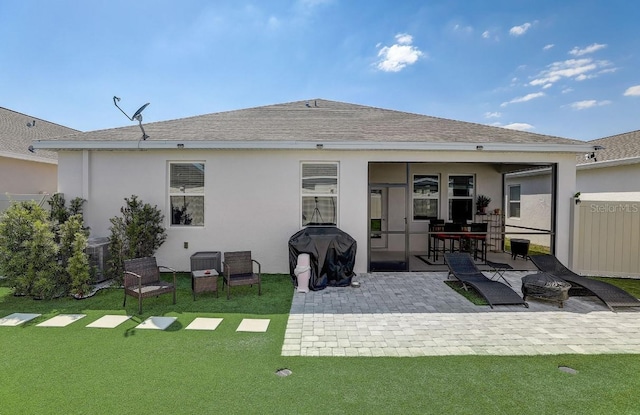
(37, 314, 86, 327)
(0, 313, 41, 326)
(236, 318, 270, 332)
(86, 315, 132, 328)
(136, 316, 177, 330)
(185, 317, 223, 331)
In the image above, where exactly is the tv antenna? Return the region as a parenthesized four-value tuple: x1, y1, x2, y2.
(113, 96, 150, 140)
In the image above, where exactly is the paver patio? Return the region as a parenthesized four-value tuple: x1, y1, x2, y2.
(282, 271, 640, 357)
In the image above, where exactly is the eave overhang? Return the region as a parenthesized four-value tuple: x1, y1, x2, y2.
(32, 140, 598, 153)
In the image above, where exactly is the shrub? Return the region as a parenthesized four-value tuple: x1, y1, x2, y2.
(60, 214, 91, 295)
(107, 195, 167, 284)
(0, 198, 90, 299)
(68, 230, 91, 297)
(0, 201, 61, 297)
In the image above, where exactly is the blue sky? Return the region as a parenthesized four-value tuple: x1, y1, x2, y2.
(2, 0, 640, 140)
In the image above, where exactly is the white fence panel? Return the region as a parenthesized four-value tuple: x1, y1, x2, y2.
(572, 197, 640, 277)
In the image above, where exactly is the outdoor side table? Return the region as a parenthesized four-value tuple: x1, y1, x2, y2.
(521, 273, 571, 308)
(510, 238, 530, 260)
(192, 269, 219, 300)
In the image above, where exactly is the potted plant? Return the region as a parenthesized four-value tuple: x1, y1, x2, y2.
(476, 194, 491, 214)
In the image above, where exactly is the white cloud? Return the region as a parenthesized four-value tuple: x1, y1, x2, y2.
(500, 92, 545, 107)
(569, 43, 607, 56)
(503, 122, 535, 131)
(267, 15, 280, 29)
(624, 85, 640, 96)
(509, 22, 532, 36)
(482, 30, 490, 39)
(529, 58, 611, 87)
(396, 33, 413, 44)
(376, 33, 424, 72)
(484, 111, 502, 119)
(569, 100, 611, 110)
(453, 24, 473, 34)
(543, 44, 554, 51)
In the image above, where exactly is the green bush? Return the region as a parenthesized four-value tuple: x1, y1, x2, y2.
(107, 195, 167, 284)
(60, 214, 91, 296)
(0, 198, 90, 299)
(67, 230, 91, 297)
(0, 201, 61, 297)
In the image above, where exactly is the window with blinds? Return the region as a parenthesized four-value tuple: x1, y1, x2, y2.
(301, 162, 338, 226)
(169, 162, 204, 226)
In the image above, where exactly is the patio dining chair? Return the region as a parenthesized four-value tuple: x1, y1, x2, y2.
(435, 223, 463, 259)
(466, 222, 488, 262)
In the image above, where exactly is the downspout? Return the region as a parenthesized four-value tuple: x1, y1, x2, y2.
(82, 150, 89, 201)
(550, 163, 558, 255)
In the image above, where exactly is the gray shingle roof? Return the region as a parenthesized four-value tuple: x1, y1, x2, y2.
(38, 99, 585, 146)
(0, 107, 78, 161)
(578, 130, 640, 164)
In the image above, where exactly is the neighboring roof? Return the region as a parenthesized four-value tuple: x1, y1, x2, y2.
(33, 99, 594, 152)
(0, 107, 79, 163)
(577, 130, 640, 169)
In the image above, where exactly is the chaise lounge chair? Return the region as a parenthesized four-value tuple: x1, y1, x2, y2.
(529, 254, 640, 312)
(444, 252, 528, 308)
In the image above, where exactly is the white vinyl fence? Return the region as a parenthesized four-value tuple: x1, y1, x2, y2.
(571, 193, 640, 277)
(0, 193, 51, 215)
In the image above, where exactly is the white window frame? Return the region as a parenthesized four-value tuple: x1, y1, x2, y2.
(412, 174, 440, 221)
(508, 184, 521, 219)
(168, 161, 205, 227)
(300, 162, 339, 227)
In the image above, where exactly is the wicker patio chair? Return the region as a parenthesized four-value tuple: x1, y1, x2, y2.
(222, 251, 261, 300)
(123, 257, 177, 314)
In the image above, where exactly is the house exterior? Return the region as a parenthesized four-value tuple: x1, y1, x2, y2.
(32, 99, 595, 273)
(505, 129, 640, 276)
(576, 130, 640, 193)
(0, 107, 78, 211)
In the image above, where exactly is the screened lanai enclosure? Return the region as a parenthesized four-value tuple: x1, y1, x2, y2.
(368, 162, 556, 272)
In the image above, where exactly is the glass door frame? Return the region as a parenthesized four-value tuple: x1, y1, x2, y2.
(368, 182, 409, 272)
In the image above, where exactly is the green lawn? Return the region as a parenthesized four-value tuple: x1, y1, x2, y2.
(2, 274, 640, 414)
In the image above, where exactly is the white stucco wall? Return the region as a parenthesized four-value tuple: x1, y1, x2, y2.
(504, 169, 553, 247)
(0, 156, 57, 194)
(577, 163, 640, 193)
(57, 148, 578, 273)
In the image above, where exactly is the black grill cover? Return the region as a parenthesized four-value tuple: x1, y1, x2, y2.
(288, 226, 357, 290)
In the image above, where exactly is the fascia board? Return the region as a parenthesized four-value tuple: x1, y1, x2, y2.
(577, 156, 640, 170)
(0, 151, 58, 165)
(32, 140, 596, 153)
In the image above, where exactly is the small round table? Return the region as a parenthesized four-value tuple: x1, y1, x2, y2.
(191, 269, 219, 300)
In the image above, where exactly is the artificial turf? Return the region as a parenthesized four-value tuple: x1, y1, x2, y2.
(2, 274, 640, 414)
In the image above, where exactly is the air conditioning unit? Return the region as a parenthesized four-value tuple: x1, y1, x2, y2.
(86, 237, 110, 283)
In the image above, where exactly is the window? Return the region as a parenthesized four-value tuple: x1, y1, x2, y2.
(169, 162, 204, 226)
(508, 185, 521, 218)
(448, 175, 474, 223)
(301, 162, 338, 226)
(413, 174, 439, 220)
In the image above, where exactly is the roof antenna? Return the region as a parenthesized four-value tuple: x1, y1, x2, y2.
(113, 96, 150, 140)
